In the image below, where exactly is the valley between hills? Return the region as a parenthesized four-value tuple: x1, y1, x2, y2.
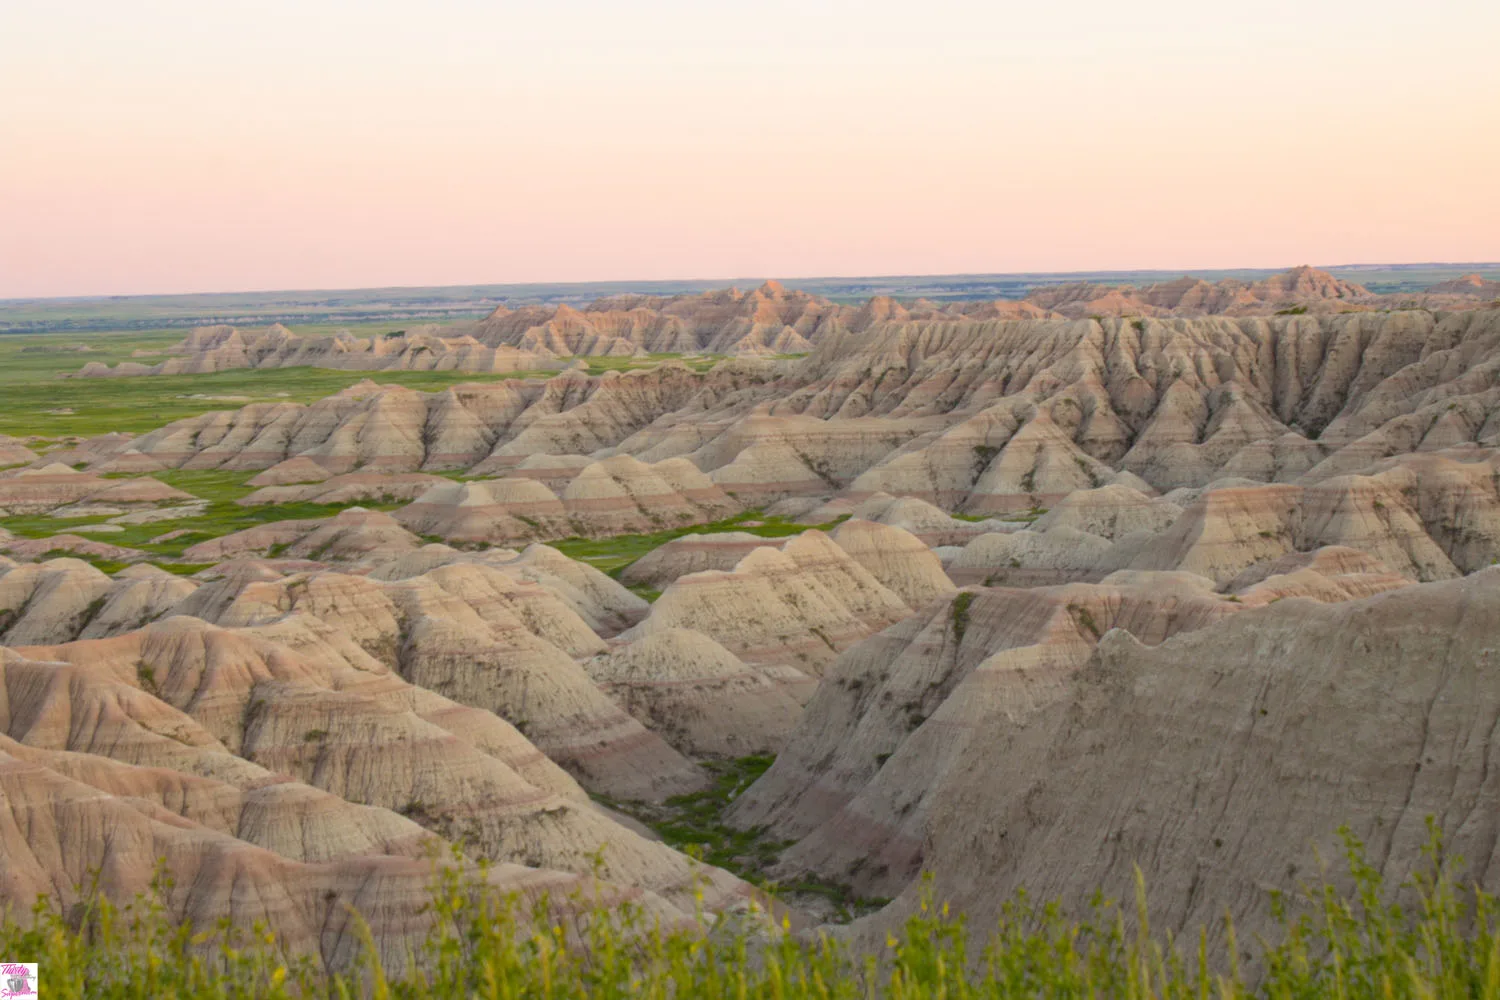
(4, 267, 1500, 974)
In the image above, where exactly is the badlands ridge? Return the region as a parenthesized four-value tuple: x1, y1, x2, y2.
(4, 270, 1500, 964)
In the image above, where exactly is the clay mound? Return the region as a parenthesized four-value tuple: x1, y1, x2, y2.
(181, 519, 323, 562)
(1426, 273, 1500, 297)
(1218, 545, 1412, 604)
(562, 455, 743, 536)
(561, 461, 660, 535)
(471, 280, 844, 358)
(200, 560, 702, 801)
(1021, 266, 1370, 319)
(183, 508, 425, 563)
(948, 527, 1111, 586)
(1118, 474, 1474, 586)
(0, 559, 200, 645)
(2, 534, 150, 564)
(586, 628, 804, 757)
(0, 729, 607, 971)
(58, 304, 1500, 531)
(619, 531, 782, 589)
(865, 568, 1500, 946)
(283, 508, 427, 561)
(963, 411, 1115, 514)
(1224, 545, 1396, 591)
(0, 435, 38, 468)
(624, 530, 911, 681)
(709, 442, 830, 503)
(0, 557, 115, 644)
(30, 432, 136, 469)
(840, 494, 1003, 546)
(395, 477, 572, 543)
(510, 453, 593, 491)
(0, 466, 191, 514)
(392, 457, 743, 546)
(498, 543, 651, 636)
(80, 564, 201, 637)
(1030, 484, 1182, 540)
(829, 519, 955, 609)
(247, 455, 334, 486)
(729, 576, 1240, 897)
(240, 471, 447, 505)
(734, 554, 1418, 904)
(360, 542, 524, 580)
(650, 457, 740, 518)
(91, 449, 168, 474)
(944, 453, 1500, 592)
(70, 323, 559, 379)
(6, 617, 748, 928)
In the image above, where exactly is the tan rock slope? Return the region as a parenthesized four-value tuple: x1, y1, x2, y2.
(730, 555, 1419, 906)
(622, 530, 913, 681)
(394, 455, 739, 545)
(586, 628, 804, 757)
(77, 309, 1500, 535)
(0, 528, 792, 951)
(0, 559, 197, 645)
(849, 569, 1500, 945)
(945, 452, 1500, 589)
(73, 269, 1488, 382)
(0, 436, 39, 469)
(1426, 273, 1500, 298)
(1022, 265, 1370, 318)
(727, 576, 1243, 897)
(0, 613, 749, 965)
(177, 560, 694, 801)
(0, 719, 644, 971)
(0, 464, 191, 515)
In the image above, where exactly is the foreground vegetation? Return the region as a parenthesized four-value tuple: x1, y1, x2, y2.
(599, 755, 887, 921)
(6, 827, 1500, 998)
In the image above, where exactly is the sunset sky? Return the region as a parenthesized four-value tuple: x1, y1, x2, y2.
(3, 0, 1498, 298)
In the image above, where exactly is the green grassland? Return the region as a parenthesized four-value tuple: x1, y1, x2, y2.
(0, 329, 567, 439)
(595, 755, 884, 921)
(4, 823, 1493, 999)
(0, 328, 732, 440)
(0, 469, 408, 567)
(553, 511, 850, 580)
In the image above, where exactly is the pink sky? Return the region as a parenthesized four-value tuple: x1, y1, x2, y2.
(3, 0, 1498, 298)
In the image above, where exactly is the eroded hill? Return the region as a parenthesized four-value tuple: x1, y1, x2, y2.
(5, 284, 1500, 964)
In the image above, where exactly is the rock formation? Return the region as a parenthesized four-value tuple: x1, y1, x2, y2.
(853, 570, 1500, 945)
(0, 464, 191, 515)
(13, 280, 1500, 965)
(71, 323, 558, 377)
(585, 628, 804, 757)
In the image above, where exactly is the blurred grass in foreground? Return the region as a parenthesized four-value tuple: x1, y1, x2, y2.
(7, 824, 1500, 998)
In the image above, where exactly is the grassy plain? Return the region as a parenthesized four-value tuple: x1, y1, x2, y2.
(0, 468, 407, 569)
(0, 328, 567, 439)
(0, 326, 733, 439)
(552, 511, 849, 579)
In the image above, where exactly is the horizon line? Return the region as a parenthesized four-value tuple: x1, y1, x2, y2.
(7, 261, 1500, 306)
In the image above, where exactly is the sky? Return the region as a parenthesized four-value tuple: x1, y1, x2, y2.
(3, 0, 1498, 298)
